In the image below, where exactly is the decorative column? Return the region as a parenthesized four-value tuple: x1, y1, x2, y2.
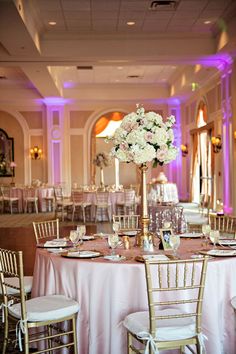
(45, 99, 70, 195)
(220, 59, 233, 214)
(167, 101, 182, 198)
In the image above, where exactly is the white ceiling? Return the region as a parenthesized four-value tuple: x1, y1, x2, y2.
(0, 0, 235, 104)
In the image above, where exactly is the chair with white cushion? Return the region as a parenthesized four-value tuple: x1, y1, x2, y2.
(33, 218, 59, 244)
(23, 187, 39, 213)
(123, 257, 208, 354)
(54, 186, 73, 221)
(71, 190, 92, 222)
(95, 192, 111, 222)
(1, 186, 20, 214)
(0, 248, 79, 354)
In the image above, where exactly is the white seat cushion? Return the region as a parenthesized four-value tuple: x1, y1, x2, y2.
(9, 294, 79, 322)
(124, 308, 196, 341)
(0, 276, 33, 295)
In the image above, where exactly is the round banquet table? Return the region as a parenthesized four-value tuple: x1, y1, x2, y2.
(32, 237, 236, 354)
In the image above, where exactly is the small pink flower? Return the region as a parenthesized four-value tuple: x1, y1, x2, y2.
(145, 132, 153, 142)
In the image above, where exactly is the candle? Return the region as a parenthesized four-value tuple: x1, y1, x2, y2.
(115, 158, 119, 190)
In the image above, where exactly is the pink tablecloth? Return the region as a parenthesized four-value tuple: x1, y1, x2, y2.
(32, 238, 236, 354)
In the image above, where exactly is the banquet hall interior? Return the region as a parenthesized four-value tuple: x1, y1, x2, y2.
(0, 0, 236, 354)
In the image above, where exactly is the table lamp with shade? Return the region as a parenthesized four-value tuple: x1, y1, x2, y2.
(10, 161, 17, 186)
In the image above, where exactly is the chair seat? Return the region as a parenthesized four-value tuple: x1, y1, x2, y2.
(4, 197, 19, 202)
(57, 201, 73, 206)
(123, 308, 196, 342)
(9, 294, 79, 322)
(2, 276, 33, 295)
(25, 197, 38, 202)
(74, 202, 91, 207)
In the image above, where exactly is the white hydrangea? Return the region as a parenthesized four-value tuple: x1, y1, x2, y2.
(109, 106, 178, 166)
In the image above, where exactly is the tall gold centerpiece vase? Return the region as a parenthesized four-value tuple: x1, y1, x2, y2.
(136, 163, 154, 247)
(109, 105, 178, 250)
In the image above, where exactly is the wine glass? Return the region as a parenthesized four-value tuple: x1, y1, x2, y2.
(202, 224, 211, 246)
(69, 230, 79, 250)
(112, 222, 120, 234)
(169, 235, 180, 257)
(209, 230, 220, 249)
(76, 225, 86, 248)
(107, 234, 119, 256)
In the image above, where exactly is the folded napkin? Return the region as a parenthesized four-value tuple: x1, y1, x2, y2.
(142, 254, 169, 261)
(44, 241, 67, 247)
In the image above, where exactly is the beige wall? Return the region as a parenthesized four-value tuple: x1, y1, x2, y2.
(70, 135, 84, 186)
(0, 111, 24, 184)
(20, 111, 43, 129)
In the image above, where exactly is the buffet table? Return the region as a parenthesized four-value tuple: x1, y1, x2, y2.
(32, 237, 236, 354)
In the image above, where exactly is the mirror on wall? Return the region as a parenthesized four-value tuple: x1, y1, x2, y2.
(0, 128, 14, 177)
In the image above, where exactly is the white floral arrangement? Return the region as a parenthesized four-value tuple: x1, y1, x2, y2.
(110, 106, 178, 166)
(93, 152, 111, 168)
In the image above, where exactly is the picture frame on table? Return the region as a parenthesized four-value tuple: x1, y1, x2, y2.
(160, 228, 174, 250)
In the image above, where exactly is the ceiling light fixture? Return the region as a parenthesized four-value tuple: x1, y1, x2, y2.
(204, 20, 212, 25)
(127, 21, 135, 26)
(48, 21, 57, 26)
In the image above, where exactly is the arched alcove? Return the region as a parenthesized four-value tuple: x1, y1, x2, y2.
(90, 111, 138, 187)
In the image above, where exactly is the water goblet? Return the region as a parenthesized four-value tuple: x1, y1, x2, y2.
(107, 234, 119, 256)
(76, 225, 86, 248)
(209, 230, 220, 249)
(69, 230, 79, 250)
(169, 234, 180, 257)
(202, 224, 211, 247)
(112, 222, 120, 234)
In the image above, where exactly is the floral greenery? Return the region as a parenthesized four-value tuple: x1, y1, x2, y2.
(110, 106, 178, 167)
(93, 152, 111, 168)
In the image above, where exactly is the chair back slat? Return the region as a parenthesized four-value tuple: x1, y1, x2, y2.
(113, 214, 140, 230)
(209, 214, 236, 234)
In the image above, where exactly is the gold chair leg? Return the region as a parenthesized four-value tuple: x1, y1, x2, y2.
(72, 316, 78, 354)
(2, 315, 9, 354)
(127, 332, 133, 354)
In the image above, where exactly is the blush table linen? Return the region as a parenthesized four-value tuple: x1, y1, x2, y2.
(32, 238, 236, 354)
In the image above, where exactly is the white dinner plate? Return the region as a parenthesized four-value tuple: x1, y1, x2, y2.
(205, 249, 236, 257)
(37, 241, 69, 248)
(218, 239, 236, 246)
(103, 255, 126, 262)
(62, 250, 101, 258)
(179, 232, 202, 238)
(83, 235, 95, 241)
(119, 230, 138, 237)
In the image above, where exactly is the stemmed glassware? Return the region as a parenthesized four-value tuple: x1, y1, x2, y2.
(202, 224, 211, 246)
(76, 225, 86, 250)
(69, 230, 80, 250)
(209, 230, 220, 249)
(107, 222, 120, 256)
(169, 235, 180, 257)
(107, 234, 120, 256)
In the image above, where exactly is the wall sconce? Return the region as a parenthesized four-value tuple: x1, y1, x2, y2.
(211, 136, 222, 153)
(234, 131, 236, 140)
(180, 144, 188, 157)
(30, 146, 42, 160)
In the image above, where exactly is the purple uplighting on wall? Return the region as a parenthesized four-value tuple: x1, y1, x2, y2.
(42, 97, 71, 105)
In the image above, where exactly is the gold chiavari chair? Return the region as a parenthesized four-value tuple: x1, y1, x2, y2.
(123, 257, 209, 354)
(33, 218, 60, 244)
(209, 214, 236, 237)
(53, 186, 73, 221)
(71, 190, 92, 223)
(113, 214, 140, 231)
(0, 248, 79, 354)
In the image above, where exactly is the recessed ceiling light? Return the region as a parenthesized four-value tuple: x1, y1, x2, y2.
(127, 21, 135, 26)
(49, 21, 57, 26)
(204, 20, 211, 25)
(117, 66, 123, 70)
